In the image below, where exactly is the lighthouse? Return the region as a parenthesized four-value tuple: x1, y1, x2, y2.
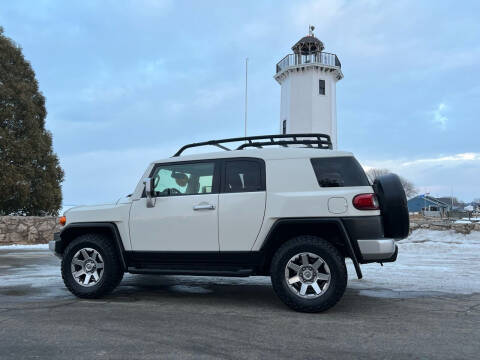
(275, 26, 343, 149)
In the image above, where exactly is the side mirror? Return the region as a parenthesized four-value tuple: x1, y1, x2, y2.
(143, 177, 156, 208)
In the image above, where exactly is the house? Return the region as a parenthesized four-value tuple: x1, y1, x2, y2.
(467, 201, 480, 212)
(437, 197, 465, 211)
(407, 195, 450, 217)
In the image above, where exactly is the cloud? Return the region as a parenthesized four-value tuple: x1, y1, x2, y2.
(401, 152, 480, 167)
(292, 0, 410, 57)
(78, 57, 168, 103)
(61, 145, 178, 205)
(193, 83, 240, 109)
(80, 84, 129, 103)
(432, 103, 449, 130)
(363, 152, 480, 172)
(137, 59, 166, 81)
(294, 0, 343, 28)
(242, 22, 272, 40)
(141, 0, 171, 9)
(363, 152, 480, 201)
(417, 47, 480, 74)
(160, 82, 241, 117)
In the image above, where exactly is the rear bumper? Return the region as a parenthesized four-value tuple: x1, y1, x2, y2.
(341, 216, 398, 263)
(357, 238, 396, 261)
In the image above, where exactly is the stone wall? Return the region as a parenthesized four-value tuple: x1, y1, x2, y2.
(0, 216, 62, 245)
(410, 221, 480, 235)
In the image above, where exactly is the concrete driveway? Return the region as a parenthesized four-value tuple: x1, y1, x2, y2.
(0, 234, 479, 359)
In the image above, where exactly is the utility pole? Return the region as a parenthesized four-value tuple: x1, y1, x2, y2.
(451, 186, 454, 209)
(424, 190, 430, 217)
(424, 192, 426, 217)
(244, 57, 248, 139)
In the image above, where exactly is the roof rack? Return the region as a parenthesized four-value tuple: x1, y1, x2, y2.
(173, 133, 332, 157)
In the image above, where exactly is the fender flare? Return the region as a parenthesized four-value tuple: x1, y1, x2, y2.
(58, 222, 127, 270)
(260, 218, 363, 279)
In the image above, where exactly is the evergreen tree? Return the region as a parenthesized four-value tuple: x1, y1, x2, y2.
(0, 26, 64, 215)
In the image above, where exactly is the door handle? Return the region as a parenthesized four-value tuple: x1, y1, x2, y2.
(193, 204, 216, 211)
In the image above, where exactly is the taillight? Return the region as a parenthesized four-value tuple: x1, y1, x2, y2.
(59, 216, 66, 226)
(353, 194, 379, 210)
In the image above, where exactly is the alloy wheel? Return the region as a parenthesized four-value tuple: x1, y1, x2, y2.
(284, 252, 331, 298)
(70, 248, 105, 287)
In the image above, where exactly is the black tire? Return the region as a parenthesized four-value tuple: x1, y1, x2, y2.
(61, 233, 124, 299)
(270, 235, 347, 313)
(374, 173, 409, 239)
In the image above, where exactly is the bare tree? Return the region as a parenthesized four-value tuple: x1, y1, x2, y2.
(365, 168, 390, 183)
(400, 178, 418, 199)
(366, 168, 418, 199)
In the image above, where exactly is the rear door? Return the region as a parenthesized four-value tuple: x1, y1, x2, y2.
(218, 158, 266, 251)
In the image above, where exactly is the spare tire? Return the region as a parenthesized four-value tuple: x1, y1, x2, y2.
(373, 173, 409, 239)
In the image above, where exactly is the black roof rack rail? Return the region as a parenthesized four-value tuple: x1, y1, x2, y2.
(173, 133, 332, 157)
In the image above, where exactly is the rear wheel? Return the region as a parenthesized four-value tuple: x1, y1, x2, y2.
(61, 233, 124, 298)
(270, 235, 347, 313)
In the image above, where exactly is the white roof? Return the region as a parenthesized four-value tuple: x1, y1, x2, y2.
(152, 147, 353, 164)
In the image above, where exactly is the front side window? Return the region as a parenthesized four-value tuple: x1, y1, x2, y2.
(311, 157, 370, 187)
(225, 160, 264, 193)
(151, 162, 215, 196)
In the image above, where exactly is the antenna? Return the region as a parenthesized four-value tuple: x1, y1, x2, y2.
(244, 57, 248, 138)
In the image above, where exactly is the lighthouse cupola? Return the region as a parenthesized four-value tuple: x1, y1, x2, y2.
(291, 31, 324, 55)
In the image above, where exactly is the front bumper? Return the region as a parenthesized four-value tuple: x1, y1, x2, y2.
(357, 238, 397, 261)
(49, 232, 62, 259)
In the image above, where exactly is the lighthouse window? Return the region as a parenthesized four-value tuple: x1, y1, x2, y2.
(319, 79, 325, 95)
(282, 120, 287, 134)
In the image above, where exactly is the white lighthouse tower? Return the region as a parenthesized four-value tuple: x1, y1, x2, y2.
(275, 26, 343, 149)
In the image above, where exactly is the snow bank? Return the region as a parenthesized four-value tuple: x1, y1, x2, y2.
(399, 228, 480, 244)
(0, 244, 49, 250)
(455, 217, 480, 224)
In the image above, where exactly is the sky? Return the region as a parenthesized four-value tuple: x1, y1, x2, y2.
(1, 0, 479, 205)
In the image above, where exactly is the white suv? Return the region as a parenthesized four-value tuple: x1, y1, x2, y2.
(50, 134, 409, 312)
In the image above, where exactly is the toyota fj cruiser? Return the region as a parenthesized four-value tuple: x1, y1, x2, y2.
(49, 134, 409, 312)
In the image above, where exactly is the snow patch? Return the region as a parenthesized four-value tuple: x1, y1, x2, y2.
(348, 229, 480, 298)
(0, 244, 49, 250)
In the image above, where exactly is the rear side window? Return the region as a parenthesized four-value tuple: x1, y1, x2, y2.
(225, 160, 264, 193)
(310, 157, 370, 187)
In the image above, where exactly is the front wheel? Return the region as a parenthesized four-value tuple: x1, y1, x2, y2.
(270, 235, 347, 313)
(61, 233, 124, 298)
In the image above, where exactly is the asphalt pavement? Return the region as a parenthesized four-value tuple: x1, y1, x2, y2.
(0, 246, 479, 360)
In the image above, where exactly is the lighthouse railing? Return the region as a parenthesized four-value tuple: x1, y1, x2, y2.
(276, 52, 341, 73)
